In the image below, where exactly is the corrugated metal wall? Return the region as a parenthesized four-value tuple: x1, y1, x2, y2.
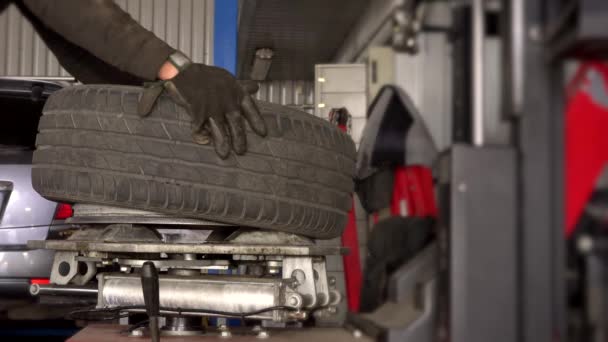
(254, 80, 315, 113)
(0, 0, 214, 77)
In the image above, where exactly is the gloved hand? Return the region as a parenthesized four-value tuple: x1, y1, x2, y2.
(138, 63, 267, 159)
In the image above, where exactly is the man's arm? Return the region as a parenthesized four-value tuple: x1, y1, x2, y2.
(22, 0, 268, 159)
(22, 0, 175, 81)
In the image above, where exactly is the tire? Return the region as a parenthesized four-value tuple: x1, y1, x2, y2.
(32, 85, 356, 239)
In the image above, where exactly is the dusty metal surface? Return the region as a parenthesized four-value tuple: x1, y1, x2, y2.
(67, 216, 231, 226)
(89, 257, 229, 270)
(68, 205, 232, 226)
(68, 324, 369, 342)
(227, 229, 314, 246)
(68, 224, 162, 243)
(73, 255, 230, 272)
(28, 239, 346, 256)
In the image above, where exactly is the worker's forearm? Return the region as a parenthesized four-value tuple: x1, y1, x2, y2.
(22, 0, 174, 81)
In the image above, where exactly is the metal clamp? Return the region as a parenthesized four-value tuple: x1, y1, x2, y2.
(50, 251, 97, 286)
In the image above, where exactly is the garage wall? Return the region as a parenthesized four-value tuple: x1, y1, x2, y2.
(314, 64, 368, 147)
(394, 32, 453, 151)
(0, 0, 214, 77)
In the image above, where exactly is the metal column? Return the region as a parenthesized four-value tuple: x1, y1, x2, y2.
(213, 0, 237, 74)
(439, 1, 518, 341)
(518, 0, 567, 340)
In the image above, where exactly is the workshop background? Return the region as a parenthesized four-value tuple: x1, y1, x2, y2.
(0, 0, 524, 326)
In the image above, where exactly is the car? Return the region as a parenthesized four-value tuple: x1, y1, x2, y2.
(0, 78, 70, 299)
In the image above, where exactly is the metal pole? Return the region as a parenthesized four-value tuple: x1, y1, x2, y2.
(519, 0, 566, 339)
(472, 0, 485, 146)
(30, 284, 98, 296)
(503, 0, 525, 118)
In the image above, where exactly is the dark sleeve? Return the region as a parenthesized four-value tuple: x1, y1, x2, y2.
(21, 0, 175, 81)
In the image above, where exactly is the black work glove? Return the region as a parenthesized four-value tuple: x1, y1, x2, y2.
(138, 64, 267, 159)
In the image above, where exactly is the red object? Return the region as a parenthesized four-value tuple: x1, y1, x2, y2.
(332, 109, 438, 311)
(565, 62, 608, 237)
(341, 200, 362, 312)
(329, 107, 363, 312)
(390, 166, 437, 218)
(30, 278, 50, 285)
(54, 203, 73, 220)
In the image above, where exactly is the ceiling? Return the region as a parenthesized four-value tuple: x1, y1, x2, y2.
(237, 0, 369, 81)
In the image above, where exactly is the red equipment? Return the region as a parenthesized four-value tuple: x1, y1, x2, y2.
(565, 62, 608, 237)
(329, 107, 363, 312)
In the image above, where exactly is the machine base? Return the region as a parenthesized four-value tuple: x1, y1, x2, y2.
(68, 324, 370, 342)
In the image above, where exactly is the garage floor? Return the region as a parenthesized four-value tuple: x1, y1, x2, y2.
(0, 298, 80, 341)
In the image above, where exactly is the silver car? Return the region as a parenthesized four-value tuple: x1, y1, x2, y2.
(0, 78, 66, 296)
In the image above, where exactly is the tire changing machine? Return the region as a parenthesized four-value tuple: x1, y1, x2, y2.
(28, 204, 369, 341)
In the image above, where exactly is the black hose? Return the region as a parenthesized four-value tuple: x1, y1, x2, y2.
(67, 305, 297, 322)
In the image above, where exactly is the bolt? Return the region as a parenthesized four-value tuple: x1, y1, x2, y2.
(266, 260, 282, 275)
(578, 235, 593, 254)
(288, 296, 300, 307)
(353, 329, 363, 338)
(257, 330, 270, 339)
(327, 306, 337, 314)
(120, 266, 130, 273)
(406, 37, 416, 48)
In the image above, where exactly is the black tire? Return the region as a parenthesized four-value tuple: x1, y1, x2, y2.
(32, 85, 356, 239)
